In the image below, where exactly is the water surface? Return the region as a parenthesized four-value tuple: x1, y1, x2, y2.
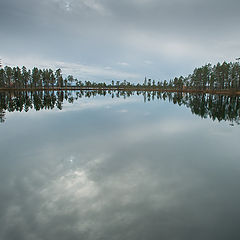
(0, 91, 240, 240)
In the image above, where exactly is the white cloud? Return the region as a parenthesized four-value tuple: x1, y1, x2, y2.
(123, 30, 206, 60)
(104, 66, 112, 70)
(65, 1, 72, 11)
(54, 0, 109, 15)
(61, 97, 138, 113)
(81, 0, 109, 15)
(2, 56, 140, 81)
(118, 118, 201, 145)
(6, 95, 139, 122)
(55, 61, 138, 79)
(117, 62, 129, 67)
(116, 109, 128, 113)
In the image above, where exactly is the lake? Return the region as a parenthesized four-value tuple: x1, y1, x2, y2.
(0, 91, 240, 240)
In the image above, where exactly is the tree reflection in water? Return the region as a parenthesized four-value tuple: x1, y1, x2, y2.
(0, 90, 239, 124)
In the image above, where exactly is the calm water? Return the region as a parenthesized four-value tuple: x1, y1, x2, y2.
(0, 91, 240, 240)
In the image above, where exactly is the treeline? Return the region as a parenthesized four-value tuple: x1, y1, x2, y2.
(0, 67, 67, 89)
(0, 66, 133, 89)
(0, 90, 239, 124)
(175, 61, 240, 90)
(0, 61, 240, 91)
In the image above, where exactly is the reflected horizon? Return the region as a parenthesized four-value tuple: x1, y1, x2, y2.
(1, 90, 240, 125)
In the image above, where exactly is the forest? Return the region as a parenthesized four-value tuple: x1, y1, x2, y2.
(0, 90, 239, 124)
(1, 61, 240, 124)
(0, 61, 240, 92)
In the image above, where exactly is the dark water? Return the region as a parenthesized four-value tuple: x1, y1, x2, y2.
(0, 91, 240, 240)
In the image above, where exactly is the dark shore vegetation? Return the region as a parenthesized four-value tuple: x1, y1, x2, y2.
(1, 61, 240, 94)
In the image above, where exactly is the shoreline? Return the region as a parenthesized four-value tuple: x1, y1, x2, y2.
(0, 86, 240, 96)
(0, 87, 240, 96)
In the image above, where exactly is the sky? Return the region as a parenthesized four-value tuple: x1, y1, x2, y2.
(1, 0, 240, 83)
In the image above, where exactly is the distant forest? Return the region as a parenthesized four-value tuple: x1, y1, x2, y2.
(0, 61, 240, 91)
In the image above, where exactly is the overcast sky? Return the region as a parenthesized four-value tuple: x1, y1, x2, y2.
(1, 0, 240, 82)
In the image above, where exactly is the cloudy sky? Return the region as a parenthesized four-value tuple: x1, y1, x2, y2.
(1, 0, 240, 82)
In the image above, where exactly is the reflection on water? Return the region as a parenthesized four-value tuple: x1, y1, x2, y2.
(0, 90, 240, 124)
(0, 90, 240, 240)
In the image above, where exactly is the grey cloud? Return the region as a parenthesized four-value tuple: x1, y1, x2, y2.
(2, 0, 240, 40)
(1, 0, 240, 80)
